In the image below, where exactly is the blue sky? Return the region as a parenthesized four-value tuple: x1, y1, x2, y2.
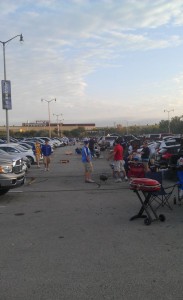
(0, 0, 183, 127)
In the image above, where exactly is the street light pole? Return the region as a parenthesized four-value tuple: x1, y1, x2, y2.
(164, 109, 174, 134)
(41, 98, 56, 138)
(53, 113, 62, 137)
(0, 34, 23, 143)
(59, 118, 64, 137)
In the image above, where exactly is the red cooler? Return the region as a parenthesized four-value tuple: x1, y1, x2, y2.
(130, 178, 161, 192)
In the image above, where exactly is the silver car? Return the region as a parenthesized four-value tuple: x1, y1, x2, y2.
(0, 144, 36, 165)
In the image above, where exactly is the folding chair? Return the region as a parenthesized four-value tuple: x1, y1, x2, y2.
(145, 171, 177, 210)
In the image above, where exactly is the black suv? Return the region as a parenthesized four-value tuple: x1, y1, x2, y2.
(154, 144, 181, 169)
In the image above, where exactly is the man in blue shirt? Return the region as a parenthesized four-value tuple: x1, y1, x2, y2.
(82, 140, 94, 183)
(42, 140, 52, 171)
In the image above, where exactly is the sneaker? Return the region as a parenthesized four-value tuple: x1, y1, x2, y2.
(124, 177, 128, 181)
(115, 178, 122, 183)
(44, 168, 47, 171)
(88, 179, 95, 183)
(47, 168, 49, 171)
(85, 179, 94, 183)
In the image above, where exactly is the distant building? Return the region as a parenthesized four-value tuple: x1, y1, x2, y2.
(0, 121, 96, 134)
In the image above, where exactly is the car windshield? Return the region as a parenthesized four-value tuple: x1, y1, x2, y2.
(19, 143, 32, 149)
(15, 146, 28, 152)
(17, 145, 28, 150)
(0, 149, 8, 154)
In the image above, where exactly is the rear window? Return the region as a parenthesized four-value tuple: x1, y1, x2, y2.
(105, 137, 116, 141)
(149, 134, 161, 139)
(165, 140, 177, 146)
(161, 146, 180, 154)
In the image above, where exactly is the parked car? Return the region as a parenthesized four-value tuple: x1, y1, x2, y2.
(0, 157, 25, 195)
(0, 149, 29, 171)
(168, 139, 183, 170)
(155, 139, 181, 152)
(26, 137, 54, 152)
(19, 141, 35, 152)
(105, 136, 118, 148)
(35, 137, 55, 149)
(18, 142, 33, 150)
(0, 138, 5, 144)
(51, 138, 63, 147)
(97, 136, 117, 149)
(0, 144, 36, 165)
(154, 145, 181, 169)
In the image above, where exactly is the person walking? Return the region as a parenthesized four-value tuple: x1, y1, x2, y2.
(41, 140, 52, 171)
(108, 138, 128, 182)
(32, 141, 42, 168)
(82, 140, 94, 183)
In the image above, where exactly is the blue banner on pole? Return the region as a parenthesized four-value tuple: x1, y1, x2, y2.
(1, 80, 12, 110)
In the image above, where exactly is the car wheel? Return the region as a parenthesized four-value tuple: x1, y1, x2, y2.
(0, 188, 10, 196)
(27, 156, 34, 165)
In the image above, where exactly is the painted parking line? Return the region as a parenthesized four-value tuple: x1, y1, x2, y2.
(8, 190, 23, 193)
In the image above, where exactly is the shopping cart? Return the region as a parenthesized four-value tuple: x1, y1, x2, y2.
(129, 177, 166, 225)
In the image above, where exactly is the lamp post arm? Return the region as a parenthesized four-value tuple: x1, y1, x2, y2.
(0, 34, 23, 45)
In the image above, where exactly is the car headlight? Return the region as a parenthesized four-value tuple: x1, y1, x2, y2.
(0, 165, 13, 173)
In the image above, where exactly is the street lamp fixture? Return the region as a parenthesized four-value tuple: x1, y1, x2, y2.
(53, 113, 62, 137)
(0, 34, 24, 143)
(41, 98, 56, 138)
(164, 109, 174, 134)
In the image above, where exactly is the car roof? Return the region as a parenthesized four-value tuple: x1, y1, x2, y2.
(161, 144, 180, 149)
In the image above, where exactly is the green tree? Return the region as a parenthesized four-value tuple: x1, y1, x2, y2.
(169, 116, 183, 134)
(159, 120, 169, 133)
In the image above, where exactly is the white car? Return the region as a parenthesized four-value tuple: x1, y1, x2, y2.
(155, 139, 180, 152)
(0, 144, 36, 165)
(51, 138, 62, 147)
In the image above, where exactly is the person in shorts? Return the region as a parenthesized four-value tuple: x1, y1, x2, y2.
(108, 138, 128, 182)
(82, 140, 94, 183)
(41, 140, 52, 171)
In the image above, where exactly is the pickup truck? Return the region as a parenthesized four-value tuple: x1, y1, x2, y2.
(0, 157, 25, 196)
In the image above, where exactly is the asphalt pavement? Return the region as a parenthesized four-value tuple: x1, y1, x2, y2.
(0, 143, 183, 300)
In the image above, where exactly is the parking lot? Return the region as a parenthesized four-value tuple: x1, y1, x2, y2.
(1, 144, 183, 300)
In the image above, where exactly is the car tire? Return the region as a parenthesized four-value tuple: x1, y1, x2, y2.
(27, 156, 34, 165)
(0, 188, 10, 196)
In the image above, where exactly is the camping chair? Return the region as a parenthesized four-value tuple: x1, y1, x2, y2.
(145, 171, 177, 210)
